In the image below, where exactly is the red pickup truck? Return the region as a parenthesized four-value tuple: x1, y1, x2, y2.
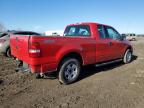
(10, 22, 133, 84)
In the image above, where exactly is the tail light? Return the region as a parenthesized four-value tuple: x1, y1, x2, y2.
(29, 42, 41, 57)
(0, 39, 6, 43)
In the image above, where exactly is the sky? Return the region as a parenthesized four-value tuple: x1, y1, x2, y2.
(0, 0, 144, 34)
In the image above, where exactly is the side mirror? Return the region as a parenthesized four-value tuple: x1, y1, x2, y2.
(121, 34, 126, 41)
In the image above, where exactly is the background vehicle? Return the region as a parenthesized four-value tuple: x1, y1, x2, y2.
(0, 32, 11, 57)
(10, 22, 133, 84)
(0, 31, 40, 57)
(126, 33, 137, 41)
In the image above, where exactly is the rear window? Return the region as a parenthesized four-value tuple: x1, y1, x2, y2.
(64, 25, 91, 37)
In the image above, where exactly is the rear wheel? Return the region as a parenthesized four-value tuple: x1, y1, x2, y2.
(35, 73, 44, 79)
(58, 58, 81, 85)
(123, 49, 132, 64)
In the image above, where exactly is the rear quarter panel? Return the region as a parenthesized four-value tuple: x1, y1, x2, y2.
(30, 36, 96, 66)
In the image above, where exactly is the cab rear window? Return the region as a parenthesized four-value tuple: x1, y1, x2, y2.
(64, 25, 91, 37)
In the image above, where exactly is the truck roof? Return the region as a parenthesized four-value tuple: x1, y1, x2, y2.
(67, 22, 110, 27)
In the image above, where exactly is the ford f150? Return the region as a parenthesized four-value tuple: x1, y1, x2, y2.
(10, 22, 133, 84)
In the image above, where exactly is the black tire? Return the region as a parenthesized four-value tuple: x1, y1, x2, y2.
(6, 48, 11, 57)
(58, 58, 81, 85)
(123, 49, 132, 64)
(35, 73, 42, 79)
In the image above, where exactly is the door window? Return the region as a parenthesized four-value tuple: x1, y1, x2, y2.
(105, 27, 121, 40)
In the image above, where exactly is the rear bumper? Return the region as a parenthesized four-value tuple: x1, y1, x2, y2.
(30, 63, 57, 73)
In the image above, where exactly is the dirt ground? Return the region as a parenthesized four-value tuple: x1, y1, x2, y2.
(0, 37, 144, 108)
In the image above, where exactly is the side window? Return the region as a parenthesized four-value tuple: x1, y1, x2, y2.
(106, 28, 115, 39)
(105, 27, 121, 40)
(97, 25, 105, 39)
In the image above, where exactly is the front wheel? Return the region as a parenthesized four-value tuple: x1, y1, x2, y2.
(123, 49, 132, 64)
(58, 58, 81, 85)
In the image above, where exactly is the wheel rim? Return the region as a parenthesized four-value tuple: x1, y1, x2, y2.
(126, 51, 132, 62)
(64, 63, 78, 81)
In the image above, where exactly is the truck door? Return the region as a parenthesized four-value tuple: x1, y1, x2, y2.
(104, 26, 124, 60)
(96, 25, 114, 62)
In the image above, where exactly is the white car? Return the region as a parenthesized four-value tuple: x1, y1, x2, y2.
(126, 34, 136, 41)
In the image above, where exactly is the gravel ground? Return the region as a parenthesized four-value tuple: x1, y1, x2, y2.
(0, 37, 144, 108)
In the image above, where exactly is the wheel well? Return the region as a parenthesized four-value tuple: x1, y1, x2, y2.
(127, 46, 133, 53)
(123, 46, 133, 58)
(57, 52, 83, 71)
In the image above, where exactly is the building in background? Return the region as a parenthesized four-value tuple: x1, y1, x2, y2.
(45, 30, 64, 36)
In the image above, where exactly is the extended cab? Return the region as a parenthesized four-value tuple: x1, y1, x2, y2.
(10, 22, 133, 84)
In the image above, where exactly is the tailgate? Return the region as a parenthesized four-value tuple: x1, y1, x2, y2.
(10, 34, 30, 62)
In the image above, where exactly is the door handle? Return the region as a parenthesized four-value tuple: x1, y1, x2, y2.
(108, 42, 112, 46)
